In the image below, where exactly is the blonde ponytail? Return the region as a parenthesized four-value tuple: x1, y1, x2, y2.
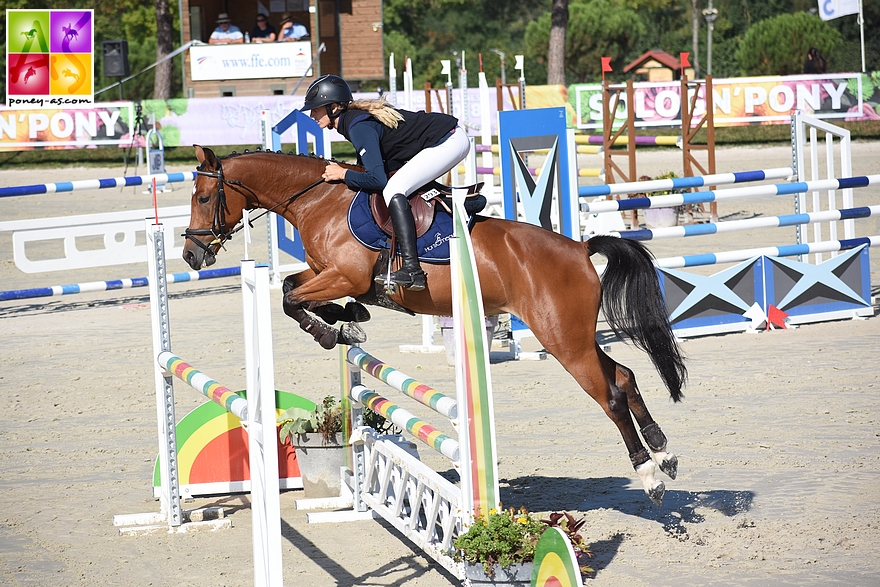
(349, 97, 405, 129)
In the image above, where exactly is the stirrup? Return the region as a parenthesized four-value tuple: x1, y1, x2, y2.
(388, 268, 426, 291)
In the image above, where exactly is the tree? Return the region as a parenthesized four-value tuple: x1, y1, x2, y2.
(526, 0, 645, 83)
(153, 0, 174, 99)
(547, 0, 568, 84)
(735, 11, 841, 76)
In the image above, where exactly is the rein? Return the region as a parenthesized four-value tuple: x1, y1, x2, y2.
(184, 156, 325, 257)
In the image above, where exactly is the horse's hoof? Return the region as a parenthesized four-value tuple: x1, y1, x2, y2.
(318, 329, 338, 350)
(339, 322, 367, 345)
(658, 454, 678, 480)
(647, 482, 665, 507)
(345, 301, 371, 323)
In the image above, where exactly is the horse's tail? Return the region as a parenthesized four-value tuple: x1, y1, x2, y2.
(586, 235, 686, 402)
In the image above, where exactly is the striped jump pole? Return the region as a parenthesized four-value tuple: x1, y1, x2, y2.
(0, 171, 197, 198)
(476, 143, 602, 155)
(575, 134, 680, 146)
(578, 167, 793, 199)
(349, 384, 460, 461)
(0, 266, 240, 302)
(581, 174, 880, 214)
(619, 205, 880, 242)
(347, 347, 457, 419)
(654, 236, 880, 269)
(157, 351, 249, 421)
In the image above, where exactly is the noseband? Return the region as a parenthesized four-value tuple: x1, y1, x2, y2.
(184, 156, 325, 260)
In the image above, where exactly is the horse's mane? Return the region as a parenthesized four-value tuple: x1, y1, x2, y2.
(219, 148, 363, 171)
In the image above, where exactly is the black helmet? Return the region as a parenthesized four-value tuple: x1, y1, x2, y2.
(302, 75, 353, 113)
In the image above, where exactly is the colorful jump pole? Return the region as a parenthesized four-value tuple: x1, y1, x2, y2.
(451, 187, 500, 521)
(578, 167, 793, 199)
(0, 171, 196, 198)
(157, 352, 249, 421)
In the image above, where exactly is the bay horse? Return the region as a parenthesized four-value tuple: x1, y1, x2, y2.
(183, 146, 687, 506)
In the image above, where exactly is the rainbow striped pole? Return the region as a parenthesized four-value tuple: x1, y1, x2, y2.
(350, 385, 460, 461)
(451, 188, 500, 522)
(347, 347, 458, 419)
(157, 351, 249, 421)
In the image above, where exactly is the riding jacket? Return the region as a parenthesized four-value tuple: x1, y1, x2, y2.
(335, 107, 458, 193)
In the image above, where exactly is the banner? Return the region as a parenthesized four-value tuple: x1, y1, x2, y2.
(0, 103, 133, 151)
(572, 73, 865, 129)
(6, 9, 94, 107)
(818, 0, 860, 21)
(190, 42, 312, 81)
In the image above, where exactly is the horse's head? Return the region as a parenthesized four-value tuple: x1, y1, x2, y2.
(183, 145, 255, 270)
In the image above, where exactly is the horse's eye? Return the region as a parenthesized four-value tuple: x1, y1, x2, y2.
(198, 195, 210, 204)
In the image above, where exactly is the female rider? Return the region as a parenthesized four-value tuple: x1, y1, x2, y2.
(300, 75, 470, 291)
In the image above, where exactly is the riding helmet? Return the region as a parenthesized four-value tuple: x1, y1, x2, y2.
(302, 75, 353, 113)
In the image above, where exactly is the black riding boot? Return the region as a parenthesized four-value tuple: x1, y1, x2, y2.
(385, 194, 427, 291)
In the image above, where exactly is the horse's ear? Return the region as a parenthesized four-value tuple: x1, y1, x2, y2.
(194, 145, 219, 169)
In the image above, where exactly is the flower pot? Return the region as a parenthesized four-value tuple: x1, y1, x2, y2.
(291, 432, 347, 498)
(644, 207, 679, 228)
(463, 561, 533, 587)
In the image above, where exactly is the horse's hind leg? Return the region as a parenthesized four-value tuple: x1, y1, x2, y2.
(562, 343, 667, 506)
(612, 358, 678, 480)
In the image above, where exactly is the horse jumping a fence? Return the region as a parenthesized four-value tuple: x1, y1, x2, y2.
(182, 145, 687, 506)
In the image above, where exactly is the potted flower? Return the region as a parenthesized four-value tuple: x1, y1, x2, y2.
(451, 508, 594, 586)
(638, 171, 686, 228)
(278, 395, 346, 498)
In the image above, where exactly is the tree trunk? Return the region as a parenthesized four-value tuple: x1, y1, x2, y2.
(154, 0, 174, 99)
(547, 0, 568, 85)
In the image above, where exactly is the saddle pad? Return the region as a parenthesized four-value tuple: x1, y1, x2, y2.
(348, 191, 463, 263)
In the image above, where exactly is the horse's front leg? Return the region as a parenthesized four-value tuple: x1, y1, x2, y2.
(613, 360, 678, 481)
(281, 268, 369, 349)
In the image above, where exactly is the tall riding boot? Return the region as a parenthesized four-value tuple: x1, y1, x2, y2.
(386, 194, 427, 291)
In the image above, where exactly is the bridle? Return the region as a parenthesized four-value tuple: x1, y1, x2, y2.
(184, 156, 325, 259)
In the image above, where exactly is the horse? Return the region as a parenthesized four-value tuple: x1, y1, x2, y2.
(183, 145, 687, 506)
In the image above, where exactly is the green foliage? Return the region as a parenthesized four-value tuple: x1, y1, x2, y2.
(452, 508, 595, 579)
(540, 512, 595, 575)
(452, 507, 546, 576)
(735, 12, 842, 76)
(525, 0, 645, 83)
(278, 395, 343, 445)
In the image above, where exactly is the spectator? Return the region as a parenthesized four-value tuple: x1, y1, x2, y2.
(278, 13, 308, 42)
(209, 13, 244, 45)
(803, 47, 827, 74)
(251, 14, 276, 43)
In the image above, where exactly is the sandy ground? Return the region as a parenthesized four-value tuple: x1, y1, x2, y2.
(1, 144, 879, 586)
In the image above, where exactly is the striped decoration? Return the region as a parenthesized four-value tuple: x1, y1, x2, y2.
(350, 385, 460, 461)
(450, 190, 500, 520)
(578, 166, 792, 199)
(0, 171, 197, 198)
(346, 347, 458, 419)
(157, 351, 248, 421)
(619, 205, 880, 242)
(0, 266, 240, 302)
(654, 235, 880, 269)
(581, 173, 878, 213)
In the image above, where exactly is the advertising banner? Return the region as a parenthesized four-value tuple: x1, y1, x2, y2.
(6, 9, 94, 108)
(190, 42, 312, 81)
(0, 103, 133, 151)
(572, 73, 864, 129)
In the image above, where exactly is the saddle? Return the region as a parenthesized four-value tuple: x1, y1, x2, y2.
(369, 181, 486, 238)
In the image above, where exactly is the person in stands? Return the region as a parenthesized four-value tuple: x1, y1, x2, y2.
(278, 13, 308, 41)
(250, 14, 276, 43)
(300, 75, 470, 291)
(803, 47, 827, 74)
(208, 13, 243, 45)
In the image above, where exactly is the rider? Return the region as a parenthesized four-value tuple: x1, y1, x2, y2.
(301, 74, 470, 291)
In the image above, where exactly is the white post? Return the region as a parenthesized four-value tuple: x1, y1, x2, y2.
(241, 260, 283, 587)
(147, 221, 183, 527)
